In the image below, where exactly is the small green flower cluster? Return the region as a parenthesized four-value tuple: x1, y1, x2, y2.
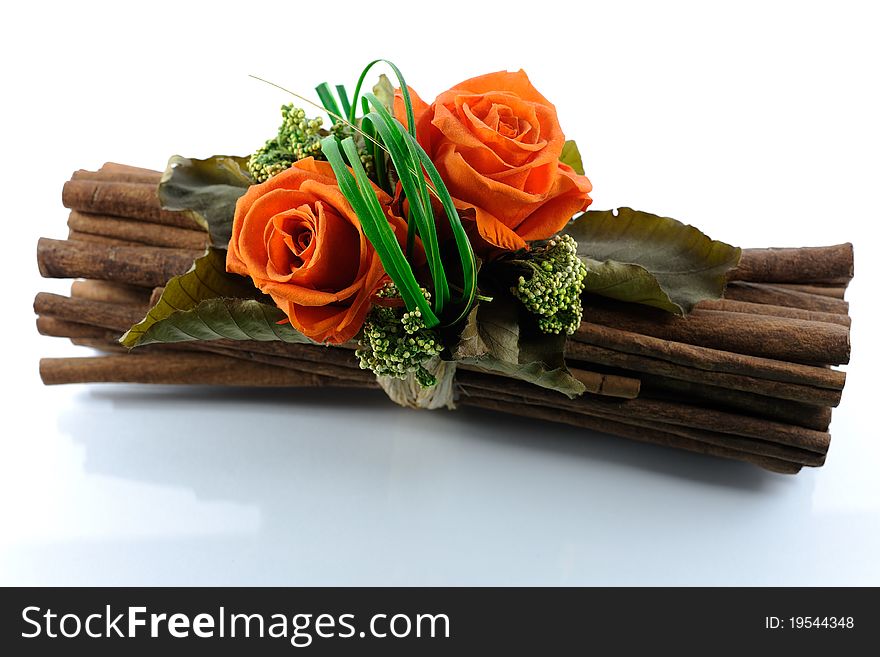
(512, 234, 588, 335)
(356, 285, 443, 387)
(248, 104, 324, 183)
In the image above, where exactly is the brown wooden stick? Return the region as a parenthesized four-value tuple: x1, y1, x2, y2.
(100, 162, 162, 178)
(581, 299, 850, 365)
(769, 283, 847, 299)
(36, 351, 804, 473)
(70, 280, 152, 305)
(573, 322, 844, 390)
(184, 338, 820, 465)
(34, 293, 147, 333)
(179, 328, 826, 431)
(724, 281, 849, 314)
(462, 396, 801, 474)
(466, 385, 823, 467)
(38, 310, 824, 467)
(68, 229, 137, 247)
(459, 371, 830, 454)
(695, 298, 850, 327)
(193, 336, 832, 459)
(68, 211, 209, 250)
(637, 374, 832, 431)
(39, 353, 365, 388)
(36, 316, 118, 341)
(568, 368, 640, 399)
(37, 291, 846, 403)
(72, 168, 162, 185)
(731, 244, 854, 285)
(50, 315, 822, 432)
(61, 179, 199, 230)
(69, 337, 128, 353)
(37, 238, 199, 288)
(566, 342, 842, 406)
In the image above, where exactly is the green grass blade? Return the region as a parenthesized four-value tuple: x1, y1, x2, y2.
(321, 136, 438, 327)
(363, 93, 449, 309)
(347, 60, 416, 138)
(362, 108, 449, 312)
(315, 82, 342, 124)
(335, 84, 351, 118)
(361, 97, 389, 193)
(340, 136, 438, 326)
(408, 132, 478, 323)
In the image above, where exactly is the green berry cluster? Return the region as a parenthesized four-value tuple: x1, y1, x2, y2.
(248, 104, 324, 183)
(512, 234, 588, 335)
(356, 285, 443, 387)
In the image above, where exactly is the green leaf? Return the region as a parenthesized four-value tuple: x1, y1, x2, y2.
(120, 249, 311, 348)
(158, 155, 252, 249)
(453, 296, 585, 399)
(566, 208, 742, 315)
(579, 258, 682, 314)
(560, 140, 585, 175)
(372, 74, 395, 111)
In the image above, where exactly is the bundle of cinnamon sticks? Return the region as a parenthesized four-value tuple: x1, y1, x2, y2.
(35, 163, 853, 474)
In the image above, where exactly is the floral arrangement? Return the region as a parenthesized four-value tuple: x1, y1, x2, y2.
(119, 61, 744, 404)
(36, 60, 853, 474)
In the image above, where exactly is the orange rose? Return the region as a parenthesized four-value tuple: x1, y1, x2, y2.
(226, 158, 406, 344)
(395, 70, 592, 252)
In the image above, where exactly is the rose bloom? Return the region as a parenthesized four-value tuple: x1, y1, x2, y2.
(395, 70, 592, 252)
(226, 158, 407, 344)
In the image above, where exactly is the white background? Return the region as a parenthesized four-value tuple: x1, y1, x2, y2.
(1, 0, 878, 585)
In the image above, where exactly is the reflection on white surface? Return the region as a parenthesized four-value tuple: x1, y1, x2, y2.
(2, 368, 877, 585)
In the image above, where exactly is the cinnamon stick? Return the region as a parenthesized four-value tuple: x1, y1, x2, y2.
(581, 298, 850, 365)
(636, 374, 832, 431)
(68, 229, 138, 247)
(36, 351, 805, 474)
(125, 327, 831, 432)
(732, 244, 854, 285)
(158, 334, 831, 458)
(462, 396, 801, 475)
(36, 291, 845, 404)
(69, 337, 128, 353)
(190, 342, 372, 386)
(100, 162, 163, 178)
(35, 308, 827, 465)
(39, 353, 364, 389)
(573, 322, 844, 390)
(724, 281, 849, 314)
(465, 385, 823, 467)
(72, 168, 163, 185)
(36, 316, 118, 341)
(459, 371, 830, 454)
(185, 329, 826, 431)
(569, 367, 641, 399)
(70, 280, 152, 306)
(68, 211, 209, 250)
(61, 179, 200, 230)
(769, 283, 847, 299)
(695, 298, 850, 327)
(566, 341, 842, 406)
(37, 238, 200, 288)
(34, 292, 147, 333)
(194, 334, 830, 446)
